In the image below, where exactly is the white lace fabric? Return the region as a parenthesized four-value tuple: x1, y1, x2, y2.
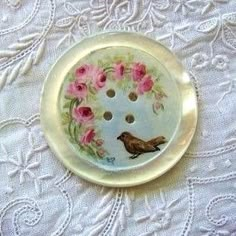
(0, 0, 236, 235)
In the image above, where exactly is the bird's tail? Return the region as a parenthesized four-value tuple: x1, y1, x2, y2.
(147, 136, 166, 147)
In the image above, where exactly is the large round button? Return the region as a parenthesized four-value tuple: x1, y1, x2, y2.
(40, 32, 197, 187)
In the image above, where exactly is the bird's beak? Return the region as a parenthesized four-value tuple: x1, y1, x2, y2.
(117, 135, 121, 140)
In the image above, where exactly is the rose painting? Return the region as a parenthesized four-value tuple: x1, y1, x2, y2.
(61, 53, 167, 159)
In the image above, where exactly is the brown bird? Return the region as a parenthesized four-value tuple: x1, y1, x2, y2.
(117, 132, 166, 159)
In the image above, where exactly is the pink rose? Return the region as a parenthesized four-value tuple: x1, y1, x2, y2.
(75, 64, 93, 82)
(114, 63, 125, 80)
(97, 148, 105, 158)
(137, 75, 154, 94)
(73, 106, 94, 124)
(66, 82, 87, 99)
(95, 139, 104, 147)
(132, 63, 146, 81)
(92, 69, 107, 90)
(80, 129, 95, 145)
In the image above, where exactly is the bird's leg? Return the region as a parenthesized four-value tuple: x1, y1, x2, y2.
(129, 153, 141, 159)
(155, 146, 160, 151)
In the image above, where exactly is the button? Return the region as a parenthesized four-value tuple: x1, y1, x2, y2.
(40, 32, 197, 187)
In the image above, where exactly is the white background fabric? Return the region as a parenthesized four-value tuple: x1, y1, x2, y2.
(0, 0, 236, 235)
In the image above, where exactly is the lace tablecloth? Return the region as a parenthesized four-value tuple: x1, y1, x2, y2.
(0, 1, 236, 235)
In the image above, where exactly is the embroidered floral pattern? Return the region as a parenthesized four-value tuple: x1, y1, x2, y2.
(199, 226, 230, 236)
(200, 0, 229, 15)
(174, 0, 197, 16)
(182, 173, 236, 236)
(191, 53, 229, 71)
(157, 23, 189, 49)
(4, 0, 22, 9)
(0, 0, 56, 90)
(4, 151, 40, 184)
(211, 55, 229, 71)
(90, 0, 169, 31)
(217, 75, 236, 112)
(0, 198, 43, 236)
(196, 12, 236, 56)
(191, 53, 209, 69)
(135, 189, 180, 234)
(0, 0, 236, 235)
(55, 2, 90, 48)
(0, 117, 52, 195)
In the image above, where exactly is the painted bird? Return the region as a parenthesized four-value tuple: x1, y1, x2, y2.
(117, 132, 166, 159)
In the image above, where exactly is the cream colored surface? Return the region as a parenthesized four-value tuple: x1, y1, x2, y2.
(40, 32, 197, 187)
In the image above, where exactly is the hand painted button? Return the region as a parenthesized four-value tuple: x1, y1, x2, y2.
(40, 32, 197, 187)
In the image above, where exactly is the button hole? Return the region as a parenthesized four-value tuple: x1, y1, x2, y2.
(125, 114, 135, 124)
(104, 111, 113, 121)
(128, 92, 138, 102)
(106, 89, 116, 98)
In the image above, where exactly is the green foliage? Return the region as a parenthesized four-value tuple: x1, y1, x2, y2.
(61, 112, 71, 125)
(88, 85, 97, 96)
(94, 107, 104, 120)
(127, 53, 134, 63)
(63, 101, 71, 109)
(113, 55, 125, 63)
(82, 145, 98, 158)
(67, 73, 74, 82)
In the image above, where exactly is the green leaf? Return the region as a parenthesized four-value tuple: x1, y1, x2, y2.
(161, 104, 165, 111)
(67, 74, 75, 82)
(63, 101, 71, 109)
(113, 55, 124, 62)
(65, 95, 73, 100)
(148, 69, 154, 74)
(147, 66, 158, 75)
(91, 142, 98, 149)
(153, 84, 162, 92)
(87, 94, 97, 103)
(73, 125, 78, 142)
(84, 145, 97, 158)
(77, 144, 83, 150)
(69, 137, 76, 144)
(96, 130, 102, 136)
(116, 80, 123, 89)
(69, 98, 78, 115)
(103, 62, 110, 68)
(97, 59, 103, 67)
(152, 104, 158, 115)
(75, 99, 83, 106)
(127, 53, 134, 62)
(94, 106, 104, 119)
(96, 113, 103, 120)
(88, 85, 97, 95)
(61, 112, 71, 125)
